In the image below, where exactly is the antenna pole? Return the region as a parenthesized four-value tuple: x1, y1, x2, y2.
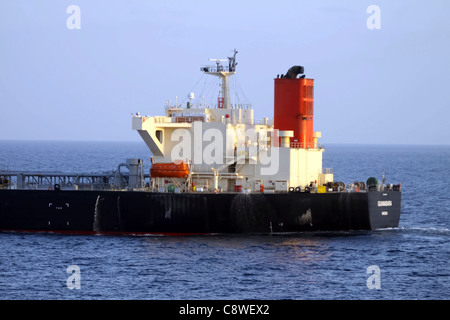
(200, 50, 238, 109)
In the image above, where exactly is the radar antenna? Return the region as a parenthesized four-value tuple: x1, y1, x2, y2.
(200, 49, 238, 109)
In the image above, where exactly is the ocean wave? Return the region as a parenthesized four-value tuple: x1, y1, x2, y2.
(396, 226, 450, 235)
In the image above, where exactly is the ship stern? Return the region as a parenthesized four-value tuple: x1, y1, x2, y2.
(367, 190, 401, 230)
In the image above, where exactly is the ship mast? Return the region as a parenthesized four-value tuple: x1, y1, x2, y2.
(201, 49, 238, 109)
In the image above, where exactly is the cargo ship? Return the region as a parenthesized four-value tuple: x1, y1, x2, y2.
(0, 50, 401, 235)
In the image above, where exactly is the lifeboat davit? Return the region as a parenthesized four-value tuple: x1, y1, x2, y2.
(150, 161, 189, 178)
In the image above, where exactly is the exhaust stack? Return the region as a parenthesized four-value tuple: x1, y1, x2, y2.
(274, 66, 314, 149)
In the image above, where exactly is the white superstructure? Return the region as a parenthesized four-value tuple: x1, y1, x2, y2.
(132, 51, 333, 193)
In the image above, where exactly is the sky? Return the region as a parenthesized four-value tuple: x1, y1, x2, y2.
(0, 0, 449, 145)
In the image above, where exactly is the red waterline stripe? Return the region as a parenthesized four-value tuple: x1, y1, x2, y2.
(0, 229, 217, 237)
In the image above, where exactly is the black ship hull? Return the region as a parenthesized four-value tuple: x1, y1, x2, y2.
(0, 189, 401, 235)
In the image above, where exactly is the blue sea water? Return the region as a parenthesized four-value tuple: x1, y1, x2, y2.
(0, 141, 449, 300)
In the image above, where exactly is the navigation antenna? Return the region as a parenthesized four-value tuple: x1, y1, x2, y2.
(200, 49, 238, 109)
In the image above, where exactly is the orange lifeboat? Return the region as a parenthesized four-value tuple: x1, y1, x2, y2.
(150, 161, 189, 178)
